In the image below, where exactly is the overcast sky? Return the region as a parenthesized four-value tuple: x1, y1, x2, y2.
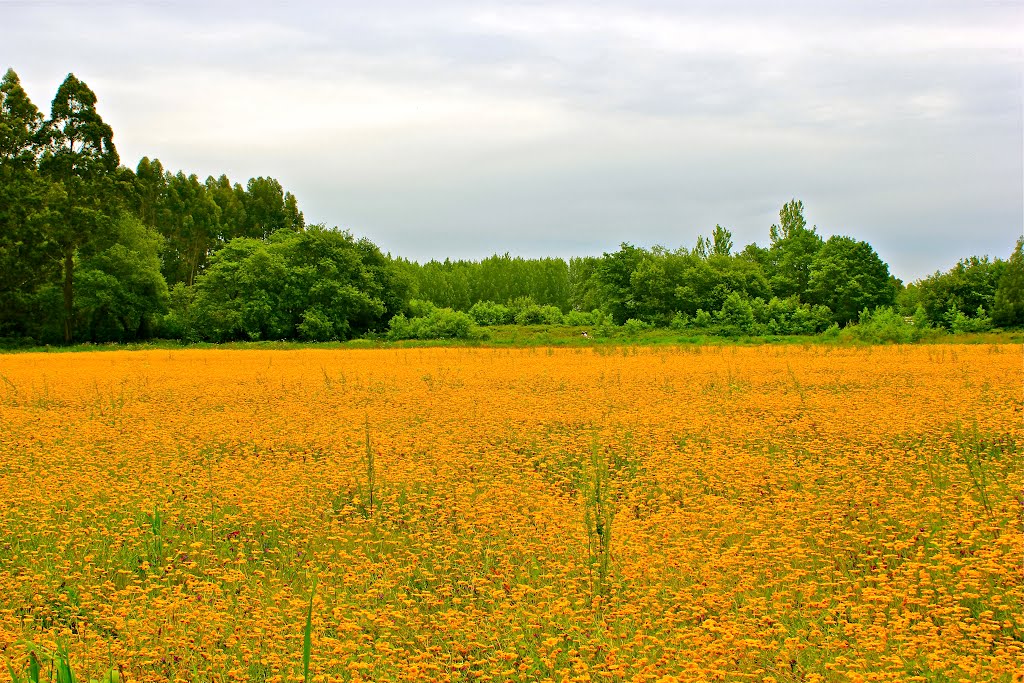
(3, 0, 1021, 281)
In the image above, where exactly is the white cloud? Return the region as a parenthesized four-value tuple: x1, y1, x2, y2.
(2, 0, 1020, 280)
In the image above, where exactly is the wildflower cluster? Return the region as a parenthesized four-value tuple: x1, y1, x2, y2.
(0, 344, 1020, 682)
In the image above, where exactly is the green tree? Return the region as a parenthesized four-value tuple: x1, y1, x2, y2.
(568, 256, 602, 312)
(806, 236, 896, 325)
(185, 226, 403, 342)
(766, 199, 823, 300)
(0, 68, 41, 166)
(674, 253, 771, 317)
(242, 176, 303, 239)
(993, 237, 1024, 327)
(206, 174, 248, 239)
(75, 214, 168, 341)
(160, 172, 222, 286)
(596, 243, 646, 324)
(911, 256, 1006, 328)
(38, 73, 120, 343)
(711, 224, 733, 257)
(627, 247, 689, 324)
(716, 291, 755, 335)
(0, 68, 54, 338)
(132, 156, 166, 228)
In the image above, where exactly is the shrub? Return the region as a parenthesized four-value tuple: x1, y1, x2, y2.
(715, 292, 754, 336)
(757, 296, 832, 335)
(693, 309, 713, 328)
(948, 306, 993, 334)
(538, 305, 564, 325)
(843, 306, 916, 344)
(468, 301, 513, 326)
(515, 304, 563, 325)
(623, 318, 650, 335)
(406, 299, 437, 318)
(564, 310, 596, 326)
(387, 308, 476, 340)
(297, 308, 336, 342)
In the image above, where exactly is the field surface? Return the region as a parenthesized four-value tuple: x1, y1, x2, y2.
(0, 345, 1021, 683)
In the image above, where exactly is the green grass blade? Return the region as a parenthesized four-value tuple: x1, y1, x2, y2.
(7, 660, 24, 683)
(303, 579, 316, 683)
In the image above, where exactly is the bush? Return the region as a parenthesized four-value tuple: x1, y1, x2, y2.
(948, 306, 993, 334)
(515, 304, 563, 325)
(564, 310, 596, 326)
(668, 312, 689, 331)
(507, 295, 537, 316)
(406, 299, 437, 318)
(297, 307, 336, 342)
(842, 306, 917, 344)
(821, 323, 841, 339)
(468, 301, 513, 326)
(715, 292, 754, 336)
(182, 227, 395, 342)
(757, 296, 833, 335)
(158, 283, 195, 341)
(623, 318, 650, 335)
(387, 308, 477, 340)
(693, 309, 713, 328)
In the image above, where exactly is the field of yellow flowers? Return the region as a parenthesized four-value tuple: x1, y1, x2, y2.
(0, 344, 1021, 683)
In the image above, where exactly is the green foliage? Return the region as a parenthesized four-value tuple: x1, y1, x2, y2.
(841, 307, 918, 344)
(387, 308, 476, 340)
(157, 171, 222, 286)
(514, 304, 563, 325)
(468, 300, 513, 326)
(40, 74, 119, 178)
(0, 68, 42, 167)
(672, 294, 832, 337)
(568, 256, 602, 312)
(297, 307, 337, 342)
(400, 253, 571, 312)
(582, 439, 615, 601)
(186, 226, 400, 342)
(627, 247, 689, 323)
(715, 292, 755, 336)
(75, 215, 168, 342)
(710, 224, 733, 257)
(753, 296, 833, 335)
(596, 243, 646, 325)
(992, 238, 1024, 328)
(0, 70, 56, 340)
(948, 306, 992, 334)
(622, 318, 650, 335)
(766, 199, 823, 300)
(243, 176, 304, 240)
(302, 583, 315, 683)
(564, 309, 598, 326)
(38, 73, 122, 343)
(7, 641, 119, 683)
(909, 255, 1006, 329)
(807, 236, 896, 325)
(693, 309, 713, 328)
(673, 252, 770, 319)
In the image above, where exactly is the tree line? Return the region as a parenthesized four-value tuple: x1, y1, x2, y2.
(1, 69, 1021, 345)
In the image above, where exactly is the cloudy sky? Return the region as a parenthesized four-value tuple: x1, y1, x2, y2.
(3, 0, 1021, 281)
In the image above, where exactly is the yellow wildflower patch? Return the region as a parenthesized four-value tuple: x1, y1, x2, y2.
(0, 344, 1020, 682)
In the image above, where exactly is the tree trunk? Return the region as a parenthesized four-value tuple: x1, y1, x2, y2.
(62, 247, 74, 344)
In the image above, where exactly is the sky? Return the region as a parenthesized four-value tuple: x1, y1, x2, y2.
(2, 0, 1021, 282)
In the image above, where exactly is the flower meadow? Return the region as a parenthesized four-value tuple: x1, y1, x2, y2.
(0, 345, 1021, 683)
